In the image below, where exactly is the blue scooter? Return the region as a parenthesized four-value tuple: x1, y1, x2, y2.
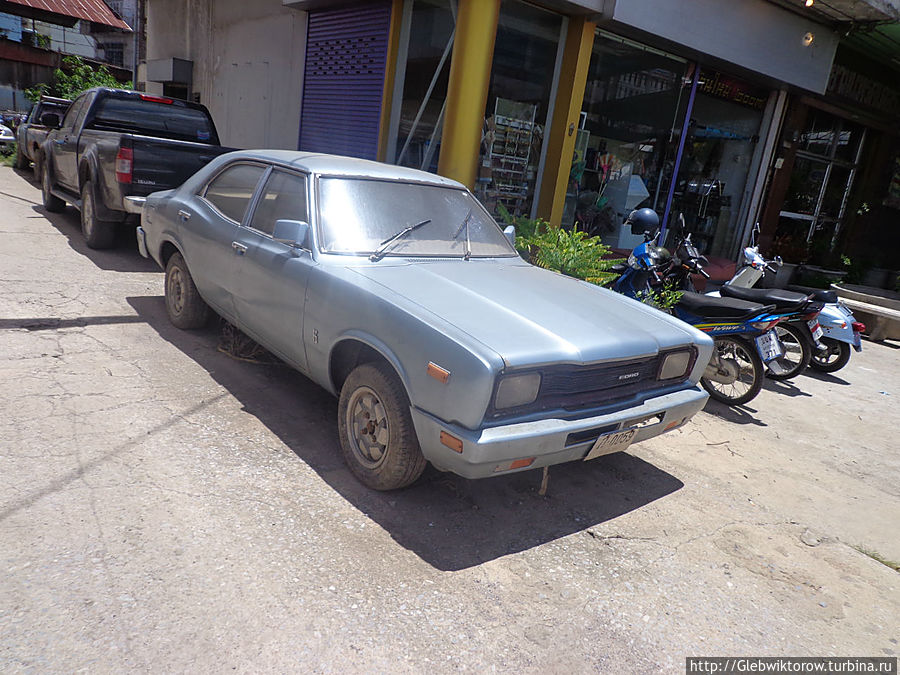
(612, 209, 790, 406)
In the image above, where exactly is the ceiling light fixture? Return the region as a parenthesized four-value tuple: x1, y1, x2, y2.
(805, 0, 814, 6)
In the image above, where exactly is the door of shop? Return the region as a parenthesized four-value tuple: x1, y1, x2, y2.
(775, 108, 866, 265)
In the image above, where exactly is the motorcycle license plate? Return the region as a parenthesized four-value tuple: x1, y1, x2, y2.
(808, 319, 824, 341)
(584, 428, 636, 461)
(853, 331, 862, 350)
(755, 329, 784, 362)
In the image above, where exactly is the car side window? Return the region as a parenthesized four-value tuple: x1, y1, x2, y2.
(247, 170, 309, 236)
(60, 96, 86, 129)
(202, 163, 266, 224)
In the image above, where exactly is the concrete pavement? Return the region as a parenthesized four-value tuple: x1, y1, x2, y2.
(1, 166, 898, 672)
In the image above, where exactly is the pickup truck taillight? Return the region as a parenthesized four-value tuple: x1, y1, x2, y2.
(115, 146, 133, 184)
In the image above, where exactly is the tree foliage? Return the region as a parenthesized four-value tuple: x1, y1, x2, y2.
(25, 56, 129, 102)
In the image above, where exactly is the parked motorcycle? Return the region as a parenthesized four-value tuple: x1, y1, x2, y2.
(663, 218, 823, 381)
(718, 225, 864, 374)
(611, 209, 789, 406)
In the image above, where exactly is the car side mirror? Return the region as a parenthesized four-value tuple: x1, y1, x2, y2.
(503, 225, 516, 248)
(273, 219, 310, 250)
(40, 112, 61, 128)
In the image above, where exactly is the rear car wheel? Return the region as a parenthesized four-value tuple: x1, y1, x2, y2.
(338, 361, 426, 490)
(164, 252, 211, 329)
(41, 161, 65, 213)
(14, 143, 28, 170)
(80, 181, 116, 249)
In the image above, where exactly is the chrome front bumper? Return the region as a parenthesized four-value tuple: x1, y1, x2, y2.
(123, 196, 146, 214)
(411, 385, 709, 479)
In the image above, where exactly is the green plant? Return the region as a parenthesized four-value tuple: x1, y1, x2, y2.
(495, 205, 621, 286)
(1, 144, 16, 167)
(637, 281, 683, 310)
(853, 545, 900, 573)
(25, 55, 129, 103)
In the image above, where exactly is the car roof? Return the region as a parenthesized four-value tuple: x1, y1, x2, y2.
(223, 149, 466, 188)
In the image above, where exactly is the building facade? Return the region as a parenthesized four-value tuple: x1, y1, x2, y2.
(144, 0, 899, 268)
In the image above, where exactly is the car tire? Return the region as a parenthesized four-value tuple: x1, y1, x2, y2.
(338, 361, 427, 491)
(80, 181, 116, 249)
(41, 161, 65, 213)
(32, 150, 43, 182)
(14, 143, 28, 170)
(164, 252, 211, 330)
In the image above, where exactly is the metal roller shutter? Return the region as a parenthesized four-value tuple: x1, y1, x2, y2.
(298, 2, 391, 159)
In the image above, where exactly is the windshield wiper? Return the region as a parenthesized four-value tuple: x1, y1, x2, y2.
(454, 209, 472, 260)
(370, 219, 432, 261)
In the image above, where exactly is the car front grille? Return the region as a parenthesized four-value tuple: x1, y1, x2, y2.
(487, 355, 666, 420)
(539, 356, 662, 410)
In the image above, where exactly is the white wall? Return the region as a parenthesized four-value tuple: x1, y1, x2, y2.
(146, 0, 307, 151)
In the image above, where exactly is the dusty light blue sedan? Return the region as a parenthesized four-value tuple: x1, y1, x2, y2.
(136, 150, 713, 490)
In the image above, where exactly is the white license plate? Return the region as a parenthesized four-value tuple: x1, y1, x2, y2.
(584, 428, 636, 461)
(755, 329, 784, 362)
(808, 319, 824, 341)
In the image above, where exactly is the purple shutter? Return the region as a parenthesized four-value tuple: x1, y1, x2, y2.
(299, 2, 391, 160)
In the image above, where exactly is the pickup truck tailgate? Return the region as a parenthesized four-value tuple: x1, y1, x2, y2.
(129, 136, 232, 196)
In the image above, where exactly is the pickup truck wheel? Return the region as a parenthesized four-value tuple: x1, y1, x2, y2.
(164, 252, 211, 329)
(14, 143, 28, 170)
(41, 162, 65, 213)
(338, 362, 426, 490)
(80, 181, 116, 249)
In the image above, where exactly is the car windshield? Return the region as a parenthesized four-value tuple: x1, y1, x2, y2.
(317, 177, 517, 258)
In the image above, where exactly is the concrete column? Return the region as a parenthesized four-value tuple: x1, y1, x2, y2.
(535, 17, 595, 228)
(436, 0, 500, 188)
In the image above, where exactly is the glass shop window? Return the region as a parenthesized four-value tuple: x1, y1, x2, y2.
(566, 32, 690, 251)
(473, 0, 564, 219)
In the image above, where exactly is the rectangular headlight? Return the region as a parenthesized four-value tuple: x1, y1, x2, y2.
(494, 372, 542, 409)
(658, 349, 693, 380)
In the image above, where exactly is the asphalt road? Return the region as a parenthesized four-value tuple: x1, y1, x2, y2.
(1, 166, 898, 673)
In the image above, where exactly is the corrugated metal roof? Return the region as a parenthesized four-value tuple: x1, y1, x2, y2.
(3, 0, 131, 30)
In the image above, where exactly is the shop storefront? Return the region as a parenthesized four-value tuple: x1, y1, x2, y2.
(295, 0, 840, 262)
(758, 46, 900, 280)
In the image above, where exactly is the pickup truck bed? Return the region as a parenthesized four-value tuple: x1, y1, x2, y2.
(39, 87, 231, 249)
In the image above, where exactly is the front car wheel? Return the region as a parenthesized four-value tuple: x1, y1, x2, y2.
(337, 361, 426, 490)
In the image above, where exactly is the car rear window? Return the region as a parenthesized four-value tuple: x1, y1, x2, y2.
(87, 97, 216, 144)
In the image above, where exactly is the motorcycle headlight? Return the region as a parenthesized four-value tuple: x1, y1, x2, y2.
(657, 348, 695, 381)
(627, 253, 640, 269)
(494, 372, 542, 409)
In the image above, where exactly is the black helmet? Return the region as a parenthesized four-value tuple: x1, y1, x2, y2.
(625, 208, 660, 232)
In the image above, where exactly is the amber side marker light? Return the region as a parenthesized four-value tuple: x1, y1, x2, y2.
(427, 362, 451, 384)
(494, 457, 536, 472)
(440, 431, 464, 453)
(664, 419, 684, 432)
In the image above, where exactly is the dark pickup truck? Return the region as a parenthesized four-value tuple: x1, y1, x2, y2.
(14, 94, 71, 178)
(39, 87, 232, 248)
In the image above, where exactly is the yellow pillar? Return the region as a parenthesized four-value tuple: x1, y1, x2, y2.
(536, 17, 595, 228)
(377, 0, 404, 163)
(437, 0, 501, 188)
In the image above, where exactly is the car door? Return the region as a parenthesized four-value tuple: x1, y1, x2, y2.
(230, 168, 314, 371)
(51, 93, 92, 191)
(180, 161, 268, 322)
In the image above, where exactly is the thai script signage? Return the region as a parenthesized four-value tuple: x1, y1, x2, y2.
(828, 64, 900, 118)
(698, 71, 767, 110)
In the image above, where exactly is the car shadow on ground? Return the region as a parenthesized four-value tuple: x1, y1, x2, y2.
(30, 204, 160, 273)
(127, 295, 685, 572)
(701, 399, 766, 427)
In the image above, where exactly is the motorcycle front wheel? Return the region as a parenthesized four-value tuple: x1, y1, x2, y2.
(809, 337, 851, 373)
(766, 322, 812, 380)
(701, 335, 764, 406)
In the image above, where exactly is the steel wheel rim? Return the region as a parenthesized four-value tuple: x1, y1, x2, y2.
(345, 386, 389, 469)
(709, 339, 755, 400)
(167, 265, 185, 315)
(774, 325, 802, 369)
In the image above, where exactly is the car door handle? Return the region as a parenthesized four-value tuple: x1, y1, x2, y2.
(177, 209, 191, 220)
(232, 241, 247, 255)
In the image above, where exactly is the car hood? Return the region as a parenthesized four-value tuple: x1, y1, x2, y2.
(350, 259, 702, 368)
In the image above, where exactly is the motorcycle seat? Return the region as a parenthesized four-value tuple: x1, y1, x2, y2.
(809, 289, 838, 303)
(719, 285, 809, 312)
(676, 291, 774, 322)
